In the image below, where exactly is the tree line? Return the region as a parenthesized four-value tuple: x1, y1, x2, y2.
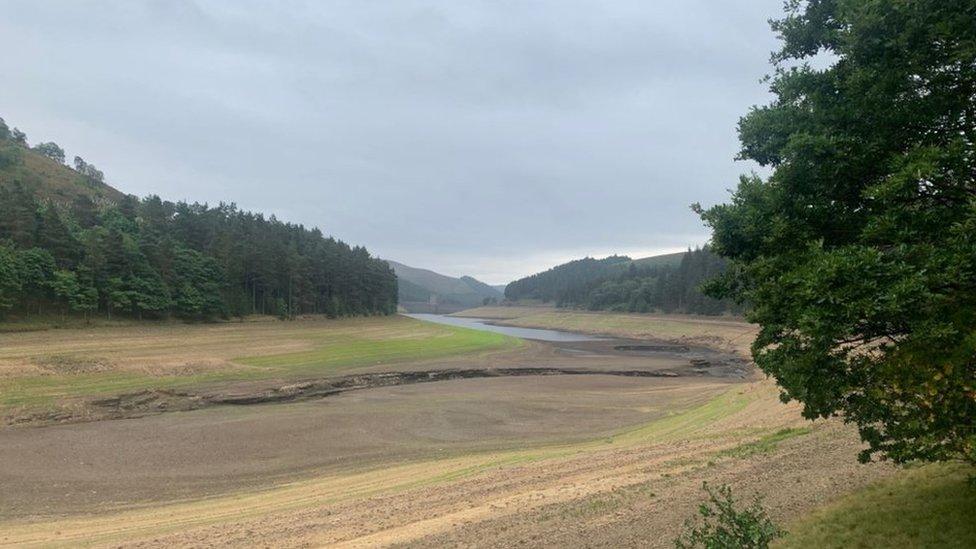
(504, 255, 632, 303)
(505, 249, 741, 315)
(0, 116, 397, 321)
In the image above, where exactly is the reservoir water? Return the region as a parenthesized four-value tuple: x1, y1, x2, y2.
(405, 313, 604, 342)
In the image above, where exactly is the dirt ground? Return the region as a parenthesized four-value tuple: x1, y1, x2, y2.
(0, 312, 893, 547)
(0, 375, 730, 518)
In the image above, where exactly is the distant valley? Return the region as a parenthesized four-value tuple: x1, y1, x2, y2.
(385, 260, 502, 313)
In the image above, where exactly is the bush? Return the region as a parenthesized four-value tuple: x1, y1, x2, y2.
(674, 483, 783, 549)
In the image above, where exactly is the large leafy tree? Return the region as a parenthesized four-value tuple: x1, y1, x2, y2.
(0, 243, 23, 315)
(699, 0, 976, 464)
(171, 246, 225, 320)
(32, 142, 66, 164)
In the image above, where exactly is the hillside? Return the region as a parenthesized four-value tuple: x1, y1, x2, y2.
(504, 249, 740, 315)
(630, 251, 684, 269)
(386, 260, 501, 312)
(0, 133, 124, 205)
(503, 255, 633, 303)
(0, 115, 397, 321)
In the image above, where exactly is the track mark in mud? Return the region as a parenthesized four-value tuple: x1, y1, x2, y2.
(91, 367, 686, 416)
(613, 344, 691, 353)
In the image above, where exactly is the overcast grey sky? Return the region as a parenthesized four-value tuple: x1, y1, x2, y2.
(0, 1, 783, 284)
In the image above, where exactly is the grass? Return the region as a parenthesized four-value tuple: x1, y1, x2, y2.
(610, 387, 755, 446)
(717, 427, 813, 459)
(0, 315, 519, 413)
(238, 324, 516, 373)
(779, 462, 976, 548)
(0, 314, 146, 333)
(0, 139, 124, 204)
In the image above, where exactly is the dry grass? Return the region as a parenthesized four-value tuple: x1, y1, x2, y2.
(457, 306, 757, 354)
(0, 315, 517, 416)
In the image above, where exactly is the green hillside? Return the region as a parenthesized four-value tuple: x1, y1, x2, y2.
(504, 249, 739, 315)
(0, 115, 397, 322)
(397, 277, 432, 302)
(459, 276, 501, 298)
(0, 134, 124, 205)
(630, 251, 685, 269)
(386, 260, 501, 311)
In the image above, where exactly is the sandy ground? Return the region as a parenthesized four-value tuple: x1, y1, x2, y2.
(0, 375, 728, 517)
(0, 313, 893, 547)
(0, 381, 892, 548)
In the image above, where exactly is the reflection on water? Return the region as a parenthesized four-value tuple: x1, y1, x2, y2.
(404, 313, 604, 342)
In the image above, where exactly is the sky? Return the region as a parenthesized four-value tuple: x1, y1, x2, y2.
(0, 0, 784, 285)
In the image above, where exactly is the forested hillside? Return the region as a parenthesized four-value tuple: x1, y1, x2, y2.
(504, 255, 634, 303)
(0, 116, 397, 321)
(505, 248, 740, 315)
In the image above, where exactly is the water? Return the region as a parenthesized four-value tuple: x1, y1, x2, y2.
(404, 313, 604, 342)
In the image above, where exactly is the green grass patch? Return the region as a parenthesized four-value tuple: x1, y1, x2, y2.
(237, 323, 518, 374)
(779, 463, 976, 548)
(717, 427, 813, 459)
(611, 388, 755, 445)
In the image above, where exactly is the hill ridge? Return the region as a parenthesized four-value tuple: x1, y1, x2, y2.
(385, 260, 501, 313)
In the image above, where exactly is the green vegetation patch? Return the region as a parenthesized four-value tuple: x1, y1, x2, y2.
(717, 427, 813, 459)
(237, 322, 519, 374)
(611, 388, 754, 446)
(779, 463, 976, 548)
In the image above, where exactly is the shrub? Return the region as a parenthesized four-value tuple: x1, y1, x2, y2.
(674, 483, 782, 549)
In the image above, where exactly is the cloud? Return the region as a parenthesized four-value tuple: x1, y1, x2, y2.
(0, 0, 783, 284)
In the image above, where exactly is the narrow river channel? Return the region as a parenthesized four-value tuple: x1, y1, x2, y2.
(404, 313, 604, 342)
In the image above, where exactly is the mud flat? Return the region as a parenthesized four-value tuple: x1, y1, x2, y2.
(0, 315, 744, 518)
(0, 312, 892, 548)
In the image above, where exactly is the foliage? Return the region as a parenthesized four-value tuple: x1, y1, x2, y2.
(32, 142, 65, 164)
(0, 142, 20, 169)
(72, 156, 104, 182)
(50, 269, 97, 316)
(698, 0, 976, 464)
(170, 246, 225, 319)
(0, 244, 23, 314)
(674, 483, 783, 549)
(506, 249, 741, 315)
(505, 255, 631, 303)
(0, 117, 398, 321)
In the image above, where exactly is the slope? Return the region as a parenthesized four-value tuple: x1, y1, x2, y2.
(386, 260, 502, 312)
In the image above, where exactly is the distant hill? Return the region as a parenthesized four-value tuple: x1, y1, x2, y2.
(503, 249, 740, 315)
(504, 255, 632, 303)
(502, 252, 687, 302)
(630, 251, 685, 269)
(386, 260, 502, 313)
